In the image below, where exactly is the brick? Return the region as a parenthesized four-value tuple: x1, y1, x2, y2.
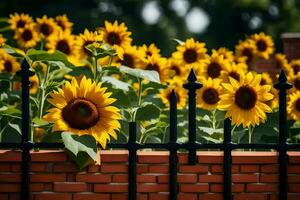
(94, 184, 128, 193)
(148, 165, 169, 173)
(101, 150, 128, 162)
(34, 193, 71, 200)
(288, 152, 300, 163)
(210, 183, 244, 192)
(178, 154, 188, 164)
(67, 174, 75, 182)
(0, 150, 21, 162)
(199, 175, 223, 183)
(137, 165, 148, 173)
(0, 164, 10, 171)
(112, 174, 128, 183)
(31, 151, 67, 162)
(30, 183, 44, 191)
(288, 165, 300, 173)
(288, 175, 300, 183)
(209, 165, 239, 173)
(232, 174, 259, 183)
(246, 183, 277, 192)
(88, 165, 99, 173)
(100, 164, 127, 173)
(234, 193, 268, 200)
(31, 174, 66, 182)
(138, 153, 169, 163)
(11, 164, 21, 172)
(198, 153, 223, 164)
(73, 193, 110, 200)
(178, 193, 197, 200)
(149, 193, 168, 200)
(76, 174, 111, 183)
(0, 173, 21, 182)
(30, 163, 46, 172)
(260, 164, 278, 173)
(287, 194, 300, 200)
(111, 194, 127, 200)
(0, 184, 20, 192)
(0, 194, 8, 200)
(260, 174, 278, 183)
(240, 165, 259, 173)
(54, 182, 87, 192)
(137, 184, 168, 192)
(289, 184, 300, 193)
(53, 163, 79, 172)
(232, 152, 278, 164)
(180, 184, 209, 192)
(137, 175, 156, 183)
(137, 194, 148, 200)
(198, 194, 223, 200)
(179, 165, 209, 173)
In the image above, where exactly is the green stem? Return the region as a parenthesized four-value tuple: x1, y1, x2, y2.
(38, 64, 50, 119)
(40, 40, 45, 50)
(92, 56, 98, 81)
(211, 109, 217, 129)
(132, 78, 143, 122)
(248, 125, 254, 151)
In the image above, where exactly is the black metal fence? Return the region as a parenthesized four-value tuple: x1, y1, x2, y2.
(1, 59, 300, 200)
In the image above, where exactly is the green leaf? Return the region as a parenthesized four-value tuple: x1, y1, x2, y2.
(135, 103, 160, 121)
(32, 117, 49, 127)
(172, 38, 185, 45)
(199, 127, 223, 136)
(145, 135, 161, 143)
(2, 44, 25, 57)
(0, 122, 21, 143)
(102, 66, 120, 74)
(68, 67, 93, 78)
(0, 105, 21, 118)
(120, 66, 160, 83)
(102, 76, 130, 91)
(61, 132, 99, 169)
(85, 43, 116, 58)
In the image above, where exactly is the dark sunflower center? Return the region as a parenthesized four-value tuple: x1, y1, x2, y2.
(202, 88, 220, 105)
(40, 23, 53, 36)
(292, 64, 300, 75)
(62, 98, 99, 130)
(57, 21, 65, 30)
(83, 40, 94, 55)
(229, 72, 240, 81)
(4, 61, 12, 72)
(275, 60, 283, 69)
(295, 99, 300, 112)
(146, 63, 159, 71)
(21, 29, 33, 41)
(56, 40, 71, 55)
(107, 32, 121, 46)
(294, 79, 300, 90)
(260, 78, 267, 86)
(242, 48, 253, 63)
(183, 49, 197, 63)
(146, 51, 152, 57)
(171, 65, 180, 75)
(121, 54, 134, 68)
(256, 40, 267, 52)
(235, 86, 257, 110)
(207, 62, 221, 78)
(17, 20, 26, 28)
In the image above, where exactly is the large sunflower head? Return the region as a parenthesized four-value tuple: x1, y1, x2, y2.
(142, 55, 168, 83)
(47, 30, 77, 57)
(100, 20, 132, 48)
(8, 13, 33, 31)
(251, 32, 274, 59)
(138, 43, 161, 58)
(197, 78, 222, 110)
(55, 14, 73, 32)
(212, 47, 234, 63)
(0, 51, 20, 74)
(76, 29, 103, 59)
(235, 39, 257, 65)
(219, 72, 273, 127)
(36, 15, 60, 39)
(172, 38, 208, 68)
(43, 76, 121, 148)
(14, 24, 40, 49)
(287, 91, 300, 121)
(274, 53, 292, 77)
(112, 45, 145, 68)
(290, 59, 300, 75)
(200, 53, 230, 79)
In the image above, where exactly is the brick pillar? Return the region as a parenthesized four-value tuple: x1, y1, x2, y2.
(281, 33, 300, 61)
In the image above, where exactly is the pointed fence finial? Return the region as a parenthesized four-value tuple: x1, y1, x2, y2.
(183, 68, 202, 90)
(274, 70, 292, 90)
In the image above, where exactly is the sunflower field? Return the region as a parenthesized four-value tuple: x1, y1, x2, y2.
(0, 13, 300, 168)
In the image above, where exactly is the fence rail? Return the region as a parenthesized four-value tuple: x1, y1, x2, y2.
(1, 59, 300, 200)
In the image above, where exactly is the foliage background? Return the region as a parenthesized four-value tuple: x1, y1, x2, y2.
(1, 0, 300, 56)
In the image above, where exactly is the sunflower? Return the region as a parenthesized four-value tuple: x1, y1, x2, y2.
(172, 38, 208, 69)
(29, 74, 39, 94)
(260, 72, 273, 86)
(8, 13, 33, 31)
(36, 15, 60, 39)
(47, 31, 77, 58)
(142, 55, 168, 82)
(219, 72, 273, 127)
(290, 59, 300, 75)
(100, 20, 132, 48)
(220, 62, 246, 83)
(0, 51, 20, 74)
(55, 14, 73, 32)
(287, 91, 300, 121)
(138, 43, 161, 58)
(200, 53, 230, 79)
(0, 34, 6, 46)
(288, 72, 300, 92)
(14, 24, 40, 48)
(159, 78, 187, 109)
(166, 57, 187, 79)
(251, 32, 274, 59)
(212, 47, 234, 63)
(274, 53, 292, 77)
(112, 45, 145, 68)
(235, 39, 257, 64)
(76, 29, 103, 59)
(197, 78, 222, 110)
(43, 76, 121, 148)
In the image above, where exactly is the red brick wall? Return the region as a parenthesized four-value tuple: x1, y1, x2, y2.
(0, 150, 299, 200)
